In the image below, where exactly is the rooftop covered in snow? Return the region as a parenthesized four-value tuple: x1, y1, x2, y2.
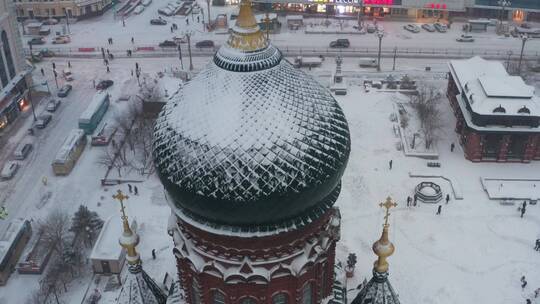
(448, 56, 540, 118)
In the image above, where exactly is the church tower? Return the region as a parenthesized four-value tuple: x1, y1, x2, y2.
(152, 0, 351, 302)
(352, 197, 401, 304)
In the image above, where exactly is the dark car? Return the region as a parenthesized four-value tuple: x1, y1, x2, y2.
(195, 40, 214, 48)
(159, 40, 177, 48)
(57, 84, 72, 97)
(28, 37, 45, 45)
(96, 80, 114, 90)
(329, 39, 350, 48)
(150, 18, 167, 25)
(36, 114, 52, 129)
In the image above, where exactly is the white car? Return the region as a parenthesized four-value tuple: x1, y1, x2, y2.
(1, 161, 19, 180)
(46, 99, 61, 112)
(133, 5, 145, 14)
(403, 24, 420, 33)
(456, 34, 475, 42)
(63, 69, 74, 81)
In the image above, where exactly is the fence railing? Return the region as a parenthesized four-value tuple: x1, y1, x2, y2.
(25, 45, 540, 60)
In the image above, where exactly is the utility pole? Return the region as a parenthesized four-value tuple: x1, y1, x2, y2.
(506, 50, 512, 70)
(186, 32, 193, 71)
(27, 89, 37, 121)
(518, 34, 528, 75)
(376, 31, 384, 72)
(392, 47, 397, 71)
(206, 0, 211, 31)
(178, 44, 184, 70)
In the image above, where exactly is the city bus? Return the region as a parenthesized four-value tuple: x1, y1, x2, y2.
(52, 129, 87, 176)
(79, 92, 110, 134)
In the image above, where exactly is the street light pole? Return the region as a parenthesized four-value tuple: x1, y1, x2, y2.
(27, 89, 37, 122)
(178, 44, 184, 70)
(186, 32, 193, 71)
(376, 31, 384, 72)
(206, 0, 211, 31)
(498, 0, 511, 22)
(518, 34, 528, 75)
(392, 46, 397, 71)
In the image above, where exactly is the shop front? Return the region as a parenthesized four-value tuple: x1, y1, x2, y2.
(0, 71, 31, 132)
(254, 0, 362, 16)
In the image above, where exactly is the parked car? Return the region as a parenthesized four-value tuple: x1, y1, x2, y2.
(133, 5, 145, 14)
(36, 114, 52, 129)
(422, 24, 436, 32)
(28, 37, 45, 45)
(150, 18, 167, 25)
(456, 34, 475, 42)
(195, 40, 214, 48)
(366, 23, 376, 33)
(359, 58, 377, 68)
(13, 143, 32, 160)
(42, 18, 58, 25)
(1, 161, 19, 180)
(57, 84, 72, 97)
(434, 23, 448, 33)
(63, 69, 74, 81)
(158, 7, 173, 16)
(520, 22, 531, 29)
(38, 48, 55, 57)
(52, 35, 71, 44)
(159, 40, 177, 48)
(38, 28, 51, 36)
(329, 38, 350, 48)
(142, 0, 152, 6)
(96, 80, 114, 90)
(46, 99, 61, 112)
(173, 36, 187, 44)
(403, 24, 420, 33)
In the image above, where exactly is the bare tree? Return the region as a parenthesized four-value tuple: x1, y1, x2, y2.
(409, 85, 444, 149)
(38, 210, 70, 255)
(96, 146, 124, 177)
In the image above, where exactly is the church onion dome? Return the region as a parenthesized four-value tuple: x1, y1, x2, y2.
(152, 0, 350, 227)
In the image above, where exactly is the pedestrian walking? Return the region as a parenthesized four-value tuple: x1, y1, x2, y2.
(445, 194, 450, 204)
(131, 69, 134, 76)
(128, 184, 132, 193)
(522, 279, 528, 290)
(436, 205, 442, 215)
(407, 196, 411, 207)
(413, 194, 418, 206)
(52, 62, 56, 69)
(535, 239, 540, 251)
(186, 19, 189, 25)
(122, 19, 126, 27)
(197, 16, 200, 23)
(521, 205, 526, 218)
(522, 201, 527, 210)
(134, 186, 138, 195)
(450, 143, 455, 152)
(68, 61, 71, 68)
(106, 66, 110, 73)
(152, 249, 156, 259)
(389, 159, 393, 170)
(526, 299, 531, 304)
(106, 49, 110, 55)
(131, 37, 134, 44)
(135, 62, 139, 71)
(40, 68, 44, 76)
(101, 47, 105, 59)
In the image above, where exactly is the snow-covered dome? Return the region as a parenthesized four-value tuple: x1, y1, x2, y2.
(153, 0, 350, 227)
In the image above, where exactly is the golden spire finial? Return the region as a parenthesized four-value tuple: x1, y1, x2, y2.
(113, 189, 140, 264)
(226, 0, 268, 52)
(372, 197, 397, 273)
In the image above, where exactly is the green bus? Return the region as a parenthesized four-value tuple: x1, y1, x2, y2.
(79, 91, 110, 134)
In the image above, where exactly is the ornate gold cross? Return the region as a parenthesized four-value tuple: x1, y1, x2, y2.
(112, 189, 129, 220)
(379, 196, 397, 226)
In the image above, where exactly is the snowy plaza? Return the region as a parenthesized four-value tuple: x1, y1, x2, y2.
(0, 0, 540, 304)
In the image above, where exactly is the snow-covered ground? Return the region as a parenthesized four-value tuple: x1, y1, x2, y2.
(0, 54, 539, 304)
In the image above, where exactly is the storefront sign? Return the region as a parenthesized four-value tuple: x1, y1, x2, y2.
(364, 0, 394, 4)
(424, 2, 447, 9)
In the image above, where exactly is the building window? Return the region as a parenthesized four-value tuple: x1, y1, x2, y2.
(212, 290, 226, 304)
(240, 297, 257, 304)
(1, 31, 15, 79)
(301, 283, 313, 304)
(191, 279, 201, 304)
(272, 293, 288, 304)
(0, 51, 8, 87)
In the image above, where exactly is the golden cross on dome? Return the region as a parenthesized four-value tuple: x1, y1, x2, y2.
(113, 189, 129, 220)
(379, 196, 397, 226)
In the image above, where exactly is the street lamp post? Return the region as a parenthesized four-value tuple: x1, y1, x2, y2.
(25, 81, 49, 122)
(184, 31, 194, 71)
(376, 30, 384, 72)
(178, 44, 184, 70)
(206, 0, 211, 31)
(498, 0, 511, 22)
(506, 50, 513, 70)
(518, 34, 528, 75)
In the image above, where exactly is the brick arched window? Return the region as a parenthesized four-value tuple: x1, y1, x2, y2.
(239, 296, 257, 304)
(212, 289, 226, 304)
(272, 292, 288, 304)
(301, 282, 313, 304)
(1, 31, 15, 79)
